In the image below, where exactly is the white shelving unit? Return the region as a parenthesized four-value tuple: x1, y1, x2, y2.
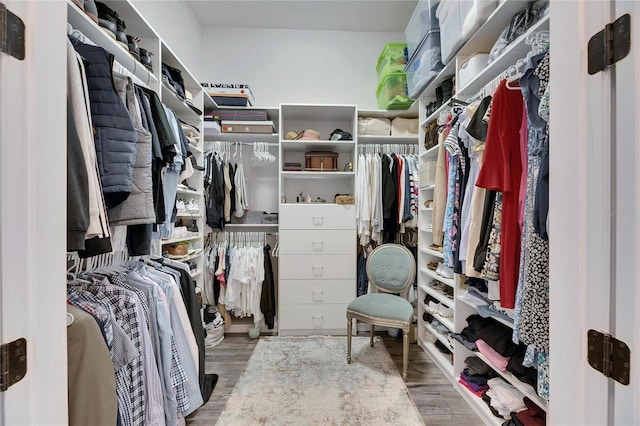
(411, 1, 551, 424)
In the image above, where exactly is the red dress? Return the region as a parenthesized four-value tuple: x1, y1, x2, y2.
(475, 80, 524, 308)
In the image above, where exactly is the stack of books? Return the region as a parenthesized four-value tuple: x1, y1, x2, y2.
(201, 83, 256, 107)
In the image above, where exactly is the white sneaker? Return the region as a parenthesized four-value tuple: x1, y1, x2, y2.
(438, 264, 454, 279)
(176, 199, 187, 213)
(428, 301, 440, 314)
(185, 199, 199, 212)
(438, 305, 454, 318)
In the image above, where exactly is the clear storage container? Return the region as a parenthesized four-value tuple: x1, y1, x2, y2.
(376, 42, 408, 81)
(404, 0, 440, 61)
(375, 72, 413, 110)
(405, 30, 444, 99)
(437, 0, 497, 64)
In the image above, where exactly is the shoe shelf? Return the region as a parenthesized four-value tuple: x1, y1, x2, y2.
(420, 283, 455, 309)
(160, 234, 201, 245)
(424, 322, 454, 352)
(176, 211, 202, 219)
(421, 246, 444, 259)
(418, 339, 455, 379)
(161, 82, 201, 127)
(420, 300, 454, 331)
(421, 267, 455, 288)
(420, 98, 452, 128)
(176, 187, 201, 196)
(67, 0, 158, 88)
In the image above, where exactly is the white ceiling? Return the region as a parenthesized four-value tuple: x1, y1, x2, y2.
(187, 0, 418, 33)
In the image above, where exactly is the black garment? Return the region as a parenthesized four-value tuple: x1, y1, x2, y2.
(452, 138, 470, 274)
(466, 314, 518, 357)
(126, 224, 152, 256)
(466, 96, 492, 142)
(137, 88, 165, 224)
(474, 189, 497, 272)
(78, 235, 113, 258)
(67, 100, 90, 252)
(166, 265, 205, 389)
(506, 345, 538, 389)
(382, 154, 399, 242)
(260, 244, 276, 330)
(357, 254, 368, 297)
(229, 163, 236, 218)
(140, 87, 178, 164)
(206, 156, 225, 230)
(533, 147, 549, 240)
(70, 37, 137, 209)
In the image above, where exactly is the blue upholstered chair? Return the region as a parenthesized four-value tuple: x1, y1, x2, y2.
(346, 244, 416, 379)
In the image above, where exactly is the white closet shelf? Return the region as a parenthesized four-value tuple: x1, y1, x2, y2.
(207, 133, 279, 143)
(419, 0, 541, 101)
(358, 104, 418, 118)
(161, 83, 201, 127)
(424, 322, 454, 352)
(456, 16, 550, 100)
(421, 98, 452, 127)
(358, 135, 418, 144)
(421, 247, 444, 259)
(176, 188, 201, 196)
(67, 0, 158, 87)
(419, 207, 434, 213)
(280, 140, 355, 153)
(455, 381, 504, 426)
(281, 171, 355, 180)
(421, 144, 439, 160)
(420, 301, 454, 331)
(280, 103, 356, 122)
(470, 349, 548, 411)
(421, 267, 455, 288)
(190, 269, 203, 278)
(420, 227, 433, 233)
(420, 283, 454, 309)
(203, 93, 218, 113)
(175, 212, 202, 219)
(160, 235, 201, 245)
(418, 339, 454, 378)
(224, 223, 278, 232)
(420, 184, 435, 191)
(457, 293, 515, 329)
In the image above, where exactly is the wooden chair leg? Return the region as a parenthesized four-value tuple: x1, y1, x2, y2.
(402, 329, 409, 380)
(347, 317, 352, 364)
(370, 324, 374, 347)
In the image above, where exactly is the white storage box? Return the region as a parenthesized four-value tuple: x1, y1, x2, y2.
(457, 53, 490, 89)
(437, 0, 497, 64)
(405, 0, 440, 61)
(405, 30, 444, 99)
(358, 117, 391, 135)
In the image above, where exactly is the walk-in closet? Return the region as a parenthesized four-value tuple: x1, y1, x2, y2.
(0, 1, 639, 425)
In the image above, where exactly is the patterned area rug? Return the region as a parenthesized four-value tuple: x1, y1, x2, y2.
(215, 336, 425, 425)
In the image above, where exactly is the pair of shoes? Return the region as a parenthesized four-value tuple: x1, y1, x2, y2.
(139, 48, 153, 72)
(442, 286, 454, 299)
(95, 2, 128, 48)
(169, 226, 189, 240)
(429, 244, 443, 252)
(438, 305, 453, 318)
(126, 35, 140, 60)
(435, 263, 454, 279)
(427, 261, 438, 271)
(427, 301, 439, 315)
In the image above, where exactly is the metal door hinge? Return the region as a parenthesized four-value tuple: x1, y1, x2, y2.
(0, 338, 27, 392)
(588, 13, 631, 75)
(587, 330, 630, 385)
(0, 2, 25, 60)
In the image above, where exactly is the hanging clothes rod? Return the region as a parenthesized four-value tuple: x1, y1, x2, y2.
(204, 140, 279, 146)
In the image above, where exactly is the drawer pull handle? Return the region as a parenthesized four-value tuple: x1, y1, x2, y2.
(312, 290, 324, 302)
(312, 266, 324, 276)
(312, 315, 324, 326)
(312, 241, 324, 250)
(312, 216, 324, 225)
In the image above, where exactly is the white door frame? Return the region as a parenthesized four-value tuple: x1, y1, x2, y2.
(0, 1, 67, 425)
(550, 1, 638, 424)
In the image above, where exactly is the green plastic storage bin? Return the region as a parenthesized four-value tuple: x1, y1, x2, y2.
(376, 42, 408, 80)
(376, 72, 413, 110)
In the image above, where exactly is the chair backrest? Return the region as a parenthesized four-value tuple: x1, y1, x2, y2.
(365, 244, 416, 298)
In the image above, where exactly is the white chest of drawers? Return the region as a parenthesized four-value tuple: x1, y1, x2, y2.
(278, 204, 356, 336)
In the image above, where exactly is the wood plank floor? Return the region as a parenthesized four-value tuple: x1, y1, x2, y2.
(187, 333, 482, 425)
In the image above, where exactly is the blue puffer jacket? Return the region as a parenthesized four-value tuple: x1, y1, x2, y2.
(71, 37, 137, 209)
